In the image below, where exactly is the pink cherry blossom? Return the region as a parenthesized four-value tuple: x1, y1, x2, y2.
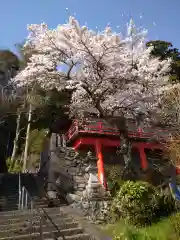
(12, 17, 172, 121)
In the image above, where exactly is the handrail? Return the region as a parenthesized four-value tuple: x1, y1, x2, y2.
(66, 119, 173, 142)
(18, 173, 65, 239)
(19, 185, 34, 210)
(18, 172, 21, 210)
(41, 207, 66, 240)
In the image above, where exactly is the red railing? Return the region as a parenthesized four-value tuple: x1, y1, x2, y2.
(65, 120, 172, 142)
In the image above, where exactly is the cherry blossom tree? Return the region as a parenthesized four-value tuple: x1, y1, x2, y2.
(12, 17, 172, 170)
(13, 17, 171, 119)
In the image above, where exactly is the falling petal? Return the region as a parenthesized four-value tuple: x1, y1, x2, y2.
(153, 21, 156, 26)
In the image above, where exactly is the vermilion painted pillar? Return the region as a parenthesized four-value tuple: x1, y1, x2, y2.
(95, 140, 106, 188)
(138, 146, 148, 170)
(176, 167, 180, 175)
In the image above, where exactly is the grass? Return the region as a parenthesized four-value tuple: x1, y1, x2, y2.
(102, 213, 180, 240)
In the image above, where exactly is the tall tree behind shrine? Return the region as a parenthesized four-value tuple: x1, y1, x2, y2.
(0, 50, 20, 172)
(147, 40, 180, 83)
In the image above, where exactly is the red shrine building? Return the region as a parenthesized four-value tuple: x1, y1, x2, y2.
(65, 117, 177, 187)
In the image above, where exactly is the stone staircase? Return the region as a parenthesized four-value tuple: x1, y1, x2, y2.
(0, 207, 91, 239)
(0, 173, 93, 240)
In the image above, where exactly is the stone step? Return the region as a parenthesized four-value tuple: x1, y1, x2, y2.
(0, 206, 19, 212)
(0, 199, 17, 202)
(0, 197, 45, 203)
(0, 232, 90, 240)
(0, 215, 74, 226)
(0, 225, 83, 238)
(75, 180, 86, 184)
(0, 208, 69, 219)
(0, 219, 79, 230)
(0, 203, 55, 212)
(0, 195, 18, 199)
(0, 198, 48, 203)
(0, 197, 62, 207)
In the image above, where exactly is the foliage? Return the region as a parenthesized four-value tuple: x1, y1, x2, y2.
(28, 128, 47, 154)
(6, 157, 23, 173)
(169, 212, 180, 238)
(0, 49, 19, 80)
(161, 80, 180, 126)
(0, 45, 71, 172)
(166, 137, 180, 166)
(112, 181, 158, 225)
(104, 213, 180, 240)
(147, 40, 180, 83)
(105, 164, 124, 197)
(30, 89, 72, 131)
(15, 42, 33, 69)
(111, 180, 176, 226)
(156, 188, 176, 218)
(13, 18, 171, 126)
(160, 84, 180, 165)
(26, 154, 40, 170)
(106, 164, 123, 182)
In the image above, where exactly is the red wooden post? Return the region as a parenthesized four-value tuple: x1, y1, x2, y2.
(95, 140, 106, 188)
(138, 127, 143, 137)
(99, 121, 103, 133)
(176, 167, 180, 175)
(138, 145, 148, 170)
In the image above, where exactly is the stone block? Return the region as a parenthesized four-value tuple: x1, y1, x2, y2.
(77, 183, 86, 189)
(88, 173, 100, 186)
(74, 191, 83, 196)
(47, 190, 57, 199)
(65, 160, 72, 165)
(66, 193, 81, 204)
(85, 164, 98, 173)
(84, 173, 89, 180)
(82, 202, 90, 209)
(74, 176, 86, 182)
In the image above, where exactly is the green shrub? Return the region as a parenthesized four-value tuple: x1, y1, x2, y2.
(112, 181, 177, 226)
(112, 181, 160, 226)
(156, 188, 176, 218)
(169, 212, 180, 238)
(105, 164, 124, 197)
(104, 216, 176, 240)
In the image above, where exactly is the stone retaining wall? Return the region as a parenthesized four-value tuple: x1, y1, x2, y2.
(71, 197, 112, 224)
(48, 134, 112, 223)
(50, 145, 99, 196)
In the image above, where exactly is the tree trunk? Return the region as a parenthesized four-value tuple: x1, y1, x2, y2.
(106, 116, 135, 178)
(11, 112, 21, 166)
(23, 104, 32, 172)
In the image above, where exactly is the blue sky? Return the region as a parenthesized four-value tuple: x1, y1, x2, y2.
(1, 0, 179, 54)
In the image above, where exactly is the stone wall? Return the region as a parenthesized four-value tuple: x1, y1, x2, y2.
(61, 148, 112, 224)
(55, 147, 98, 195)
(71, 197, 112, 224)
(47, 134, 101, 197)
(47, 133, 112, 223)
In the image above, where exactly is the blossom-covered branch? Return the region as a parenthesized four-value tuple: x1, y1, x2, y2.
(12, 17, 171, 122)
